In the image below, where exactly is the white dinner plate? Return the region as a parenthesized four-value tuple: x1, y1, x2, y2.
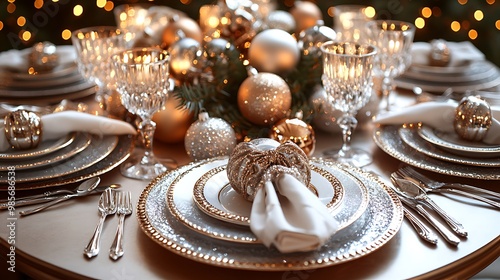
(0, 133, 75, 159)
(373, 125, 500, 180)
(166, 158, 370, 244)
(0, 134, 118, 183)
(192, 164, 346, 226)
(417, 125, 500, 158)
(0, 133, 91, 171)
(398, 127, 500, 167)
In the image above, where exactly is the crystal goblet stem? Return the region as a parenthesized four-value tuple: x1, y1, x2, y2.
(321, 41, 377, 167)
(112, 48, 173, 180)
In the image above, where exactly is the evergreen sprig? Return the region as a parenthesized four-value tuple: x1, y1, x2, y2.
(173, 44, 323, 139)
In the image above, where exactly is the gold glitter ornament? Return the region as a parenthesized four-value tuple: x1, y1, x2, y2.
(269, 113, 316, 157)
(184, 112, 237, 161)
(237, 72, 292, 126)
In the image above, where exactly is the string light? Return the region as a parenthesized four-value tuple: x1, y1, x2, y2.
(474, 10, 484, 21)
(451, 21, 461, 32)
(73, 4, 83, 16)
(468, 29, 478, 40)
(421, 7, 432, 18)
(415, 17, 425, 29)
(496, 20, 500, 30)
(17, 16, 26, 27)
(61, 29, 71, 40)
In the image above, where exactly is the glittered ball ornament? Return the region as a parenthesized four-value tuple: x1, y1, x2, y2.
(237, 72, 292, 126)
(248, 29, 300, 74)
(299, 21, 337, 57)
(269, 114, 316, 157)
(184, 112, 237, 161)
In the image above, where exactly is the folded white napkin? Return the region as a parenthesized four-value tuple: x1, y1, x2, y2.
(374, 101, 500, 144)
(411, 41, 485, 67)
(0, 111, 136, 151)
(0, 45, 76, 72)
(250, 171, 339, 253)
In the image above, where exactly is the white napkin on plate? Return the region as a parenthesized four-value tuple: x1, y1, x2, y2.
(250, 171, 339, 253)
(0, 111, 136, 151)
(374, 101, 500, 144)
(411, 41, 485, 67)
(0, 45, 76, 72)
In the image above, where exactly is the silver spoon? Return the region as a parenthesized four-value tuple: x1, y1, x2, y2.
(392, 176, 467, 237)
(19, 177, 101, 216)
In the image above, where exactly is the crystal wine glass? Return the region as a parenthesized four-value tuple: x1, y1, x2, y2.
(71, 26, 132, 115)
(366, 20, 415, 111)
(112, 47, 172, 180)
(321, 41, 377, 167)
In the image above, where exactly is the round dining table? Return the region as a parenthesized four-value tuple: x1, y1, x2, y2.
(0, 92, 499, 280)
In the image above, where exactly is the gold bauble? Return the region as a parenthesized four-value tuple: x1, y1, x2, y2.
(290, 1, 323, 33)
(237, 72, 292, 126)
(269, 117, 316, 157)
(152, 97, 193, 143)
(161, 17, 203, 49)
(248, 29, 300, 75)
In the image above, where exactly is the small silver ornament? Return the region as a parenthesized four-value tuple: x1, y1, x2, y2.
(184, 112, 237, 161)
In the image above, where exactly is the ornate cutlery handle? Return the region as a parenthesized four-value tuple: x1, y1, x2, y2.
(445, 183, 500, 200)
(437, 189, 500, 209)
(19, 195, 72, 216)
(83, 214, 106, 258)
(403, 207, 438, 245)
(421, 197, 467, 237)
(0, 196, 61, 210)
(0, 190, 71, 204)
(415, 204, 460, 246)
(109, 214, 125, 260)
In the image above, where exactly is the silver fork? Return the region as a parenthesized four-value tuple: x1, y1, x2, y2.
(83, 188, 117, 258)
(109, 192, 132, 260)
(398, 166, 500, 205)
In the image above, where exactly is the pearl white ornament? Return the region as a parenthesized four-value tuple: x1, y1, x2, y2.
(248, 29, 300, 74)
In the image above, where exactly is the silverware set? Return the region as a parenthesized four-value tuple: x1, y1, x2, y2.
(84, 189, 132, 260)
(0, 177, 121, 213)
(390, 166, 500, 246)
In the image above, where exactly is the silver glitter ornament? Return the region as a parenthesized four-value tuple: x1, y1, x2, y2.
(184, 112, 237, 161)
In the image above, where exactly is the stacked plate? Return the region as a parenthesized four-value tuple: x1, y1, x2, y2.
(0, 46, 96, 104)
(137, 157, 403, 270)
(395, 43, 500, 94)
(374, 125, 500, 180)
(396, 60, 500, 93)
(0, 132, 133, 191)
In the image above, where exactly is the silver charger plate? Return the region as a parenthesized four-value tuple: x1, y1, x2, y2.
(417, 125, 500, 158)
(374, 125, 500, 180)
(0, 134, 118, 184)
(0, 133, 91, 171)
(0, 133, 75, 159)
(167, 158, 369, 243)
(398, 127, 500, 167)
(1, 134, 133, 191)
(192, 164, 345, 226)
(137, 157, 403, 271)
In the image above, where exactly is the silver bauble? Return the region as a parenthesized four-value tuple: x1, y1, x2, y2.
(267, 10, 296, 33)
(184, 112, 237, 161)
(168, 37, 202, 82)
(248, 29, 300, 74)
(299, 22, 336, 56)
